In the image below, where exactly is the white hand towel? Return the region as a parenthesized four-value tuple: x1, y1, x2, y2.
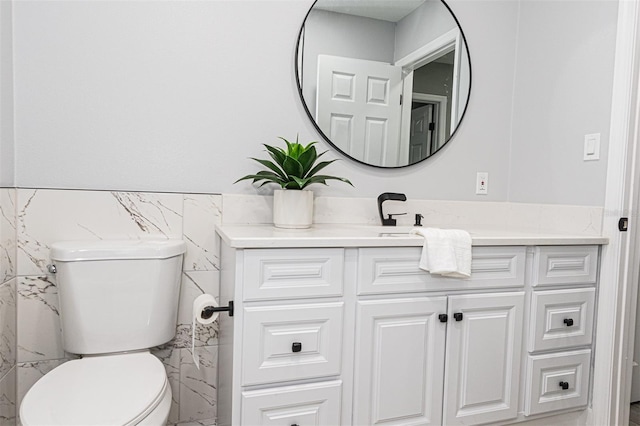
(410, 228, 472, 278)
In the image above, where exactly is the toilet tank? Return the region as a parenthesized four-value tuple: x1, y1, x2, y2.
(50, 239, 186, 355)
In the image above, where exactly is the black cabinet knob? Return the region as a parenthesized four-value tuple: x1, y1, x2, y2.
(453, 312, 463, 321)
(438, 314, 448, 323)
(559, 381, 569, 390)
(292, 342, 302, 353)
(563, 318, 574, 327)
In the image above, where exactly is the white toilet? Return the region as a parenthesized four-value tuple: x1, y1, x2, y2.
(20, 239, 186, 426)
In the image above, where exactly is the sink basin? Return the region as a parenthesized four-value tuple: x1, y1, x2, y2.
(371, 226, 475, 238)
(374, 226, 420, 237)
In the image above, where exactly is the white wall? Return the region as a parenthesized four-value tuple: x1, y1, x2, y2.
(394, 0, 457, 62)
(10, 0, 617, 206)
(0, 0, 14, 187)
(508, 0, 618, 206)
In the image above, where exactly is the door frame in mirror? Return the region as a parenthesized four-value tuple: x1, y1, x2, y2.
(398, 28, 463, 165)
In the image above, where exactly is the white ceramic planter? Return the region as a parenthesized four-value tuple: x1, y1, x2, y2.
(273, 189, 314, 229)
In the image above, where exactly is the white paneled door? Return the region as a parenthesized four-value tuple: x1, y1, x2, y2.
(409, 103, 435, 164)
(316, 55, 402, 167)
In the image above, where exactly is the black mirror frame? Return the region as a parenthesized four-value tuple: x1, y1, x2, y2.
(294, 0, 473, 169)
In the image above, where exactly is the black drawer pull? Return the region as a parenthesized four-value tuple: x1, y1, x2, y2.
(292, 342, 302, 353)
(559, 381, 569, 390)
(563, 318, 574, 327)
(438, 314, 448, 323)
(453, 312, 463, 321)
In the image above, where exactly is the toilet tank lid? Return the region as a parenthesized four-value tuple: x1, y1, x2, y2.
(50, 239, 186, 261)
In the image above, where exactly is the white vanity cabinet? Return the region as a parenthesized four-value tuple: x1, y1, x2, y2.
(216, 228, 602, 426)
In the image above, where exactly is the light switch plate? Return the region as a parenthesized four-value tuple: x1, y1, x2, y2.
(584, 133, 600, 161)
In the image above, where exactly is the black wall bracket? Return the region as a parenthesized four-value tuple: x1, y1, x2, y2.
(201, 301, 234, 319)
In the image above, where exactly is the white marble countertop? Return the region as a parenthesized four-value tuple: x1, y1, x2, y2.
(216, 224, 609, 248)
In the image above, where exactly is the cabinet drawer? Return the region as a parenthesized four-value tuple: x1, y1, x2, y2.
(524, 349, 591, 416)
(532, 246, 598, 287)
(241, 380, 342, 425)
(529, 288, 596, 352)
(241, 302, 343, 386)
(358, 246, 525, 295)
(243, 248, 344, 300)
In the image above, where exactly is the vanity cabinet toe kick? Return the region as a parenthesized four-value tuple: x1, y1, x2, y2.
(217, 243, 601, 426)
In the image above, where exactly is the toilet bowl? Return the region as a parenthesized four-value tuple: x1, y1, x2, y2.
(18, 239, 185, 426)
(20, 352, 172, 426)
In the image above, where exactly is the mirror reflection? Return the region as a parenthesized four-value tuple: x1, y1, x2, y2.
(296, 0, 471, 168)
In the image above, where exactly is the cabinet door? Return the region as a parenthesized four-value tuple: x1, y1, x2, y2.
(444, 292, 524, 426)
(353, 297, 447, 426)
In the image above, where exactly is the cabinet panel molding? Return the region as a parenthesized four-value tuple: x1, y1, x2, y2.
(244, 248, 344, 300)
(241, 380, 342, 425)
(532, 246, 598, 287)
(358, 246, 525, 295)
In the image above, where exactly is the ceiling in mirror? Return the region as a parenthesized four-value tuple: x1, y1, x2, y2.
(296, 0, 472, 168)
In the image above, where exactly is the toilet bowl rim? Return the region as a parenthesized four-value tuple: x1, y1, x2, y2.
(19, 351, 169, 426)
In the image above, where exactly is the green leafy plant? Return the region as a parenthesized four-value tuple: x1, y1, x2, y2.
(235, 137, 353, 190)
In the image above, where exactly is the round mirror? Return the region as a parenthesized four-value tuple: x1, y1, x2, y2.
(296, 0, 471, 168)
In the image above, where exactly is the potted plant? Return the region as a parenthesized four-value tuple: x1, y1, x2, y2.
(236, 136, 352, 229)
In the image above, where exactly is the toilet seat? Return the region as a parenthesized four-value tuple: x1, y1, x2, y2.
(20, 351, 169, 426)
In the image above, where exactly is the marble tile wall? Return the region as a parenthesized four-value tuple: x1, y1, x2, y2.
(0, 188, 16, 425)
(13, 189, 221, 426)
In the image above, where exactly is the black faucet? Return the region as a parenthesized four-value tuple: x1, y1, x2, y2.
(377, 192, 407, 226)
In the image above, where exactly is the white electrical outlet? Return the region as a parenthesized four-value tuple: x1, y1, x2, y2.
(476, 172, 488, 195)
